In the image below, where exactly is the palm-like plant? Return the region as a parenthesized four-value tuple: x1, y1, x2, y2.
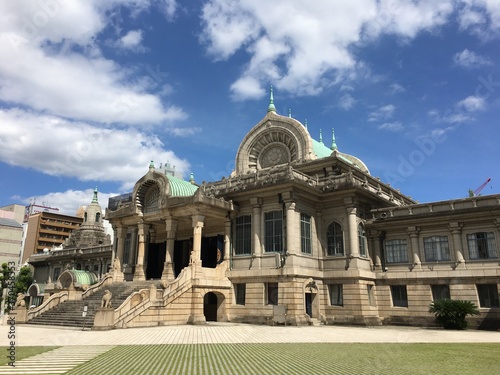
(429, 299, 480, 330)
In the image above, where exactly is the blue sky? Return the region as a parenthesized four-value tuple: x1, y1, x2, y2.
(0, 1, 499, 215)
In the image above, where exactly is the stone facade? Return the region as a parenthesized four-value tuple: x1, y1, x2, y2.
(104, 95, 499, 329)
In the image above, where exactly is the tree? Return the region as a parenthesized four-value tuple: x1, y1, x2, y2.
(429, 299, 480, 330)
(15, 265, 33, 296)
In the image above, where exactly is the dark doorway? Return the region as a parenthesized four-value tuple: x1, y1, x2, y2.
(201, 235, 223, 268)
(173, 239, 191, 277)
(305, 294, 312, 318)
(146, 242, 166, 279)
(204, 292, 218, 322)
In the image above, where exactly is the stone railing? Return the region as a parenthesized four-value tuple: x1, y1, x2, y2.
(371, 194, 500, 220)
(113, 266, 193, 328)
(82, 274, 113, 299)
(27, 291, 69, 321)
(50, 245, 112, 257)
(204, 164, 413, 206)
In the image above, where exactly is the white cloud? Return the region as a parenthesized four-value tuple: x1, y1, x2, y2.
(457, 95, 486, 112)
(453, 49, 493, 68)
(116, 29, 145, 50)
(459, 0, 500, 36)
(0, 2, 186, 126)
(200, 1, 500, 100)
(368, 104, 396, 122)
(338, 94, 356, 110)
(378, 121, 403, 131)
(0, 108, 191, 188)
(388, 83, 406, 95)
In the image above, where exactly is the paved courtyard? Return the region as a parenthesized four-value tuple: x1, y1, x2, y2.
(0, 323, 498, 374)
(2, 322, 499, 346)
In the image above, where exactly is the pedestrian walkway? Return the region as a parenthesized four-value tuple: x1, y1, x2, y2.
(0, 346, 113, 375)
(2, 322, 499, 347)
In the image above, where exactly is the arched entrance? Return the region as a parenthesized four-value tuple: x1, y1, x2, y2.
(203, 292, 219, 322)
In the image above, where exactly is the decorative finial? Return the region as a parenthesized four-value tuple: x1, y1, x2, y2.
(189, 172, 195, 184)
(331, 128, 338, 151)
(149, 160, 155, 171)
(319, 129, 323, 144)
(304, 119, 308, 129)
(92, 186, 98, 203)
(288, 108, 292, 118)
(267, 85, 276, 113)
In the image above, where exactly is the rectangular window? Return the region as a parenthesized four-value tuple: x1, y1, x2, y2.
(264, 211, 282, 253)
(53, 267, 60, 281)
(358, 224, 367, 257)
(391, 285, 408, 307)
(300, 213, 312, 254)
(329, 284, 343, 306)
(477, 284, 500, 308)
(266, 283, 278, 305)
(467, 232, 497, 259)
(385, 239, 408, 263)
(424, 236, 450, 261)
(235, 284, 246, 305)
(235, 215, 252, 255)
(367, 285, 376, 306)
(431, 285, 450, 301)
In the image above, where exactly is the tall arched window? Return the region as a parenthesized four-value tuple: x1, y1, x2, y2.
(326, 221, 344, 256)
(84, 212, 87, 222)
(95, 212, 101, 223)
(358, 223, 367, 257)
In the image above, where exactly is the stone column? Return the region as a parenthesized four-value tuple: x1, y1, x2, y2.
(345, 199, 359, 269)
(250, 197, 262, 269)
(315, 208, 324, 270)
(130, 227, 138, 267)
(191, 215, 205, 270)
(285, 201, 297, 267)
(134, 223, 149, 281)
(161, 218, 178, 281)
(367, 230, 381, 270)
(113, 226, 127, 281)
(449, 222, 465, 268)
(407, 226, 422, 270)
(224, 219, 231, 265)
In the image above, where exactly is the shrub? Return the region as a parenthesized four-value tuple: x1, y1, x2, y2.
(429, 299, 480, 330)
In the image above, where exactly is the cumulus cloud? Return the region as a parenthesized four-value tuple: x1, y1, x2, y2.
(0, 108, 191, 188)
(338, 94, 356, 110)
(457, 95, 486, 112)
(200, 1, 500, 100)
(116, 29, 145, 51)
(0, 2, 186, 125)
(458, 0, 500, 36)
(453, 49, 493, 68)
(368, 104, 396, 122)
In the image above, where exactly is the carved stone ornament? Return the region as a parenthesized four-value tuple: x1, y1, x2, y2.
(260, 145, 290, 168)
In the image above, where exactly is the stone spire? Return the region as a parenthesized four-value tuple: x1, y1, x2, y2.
(331, 128, 338, 151)
(267, 86, 276, 113)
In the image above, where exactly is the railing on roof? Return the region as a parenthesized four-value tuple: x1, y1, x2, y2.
(203, 164, 411, 206)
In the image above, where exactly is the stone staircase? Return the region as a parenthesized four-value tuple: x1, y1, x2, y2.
(26, 281, 157, 328)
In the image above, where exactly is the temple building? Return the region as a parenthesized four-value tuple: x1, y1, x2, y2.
(101, 90, 499, 329)
(27, 188, 112, 307)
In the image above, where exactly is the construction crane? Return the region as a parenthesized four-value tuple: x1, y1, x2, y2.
(468, 178, 491, 197)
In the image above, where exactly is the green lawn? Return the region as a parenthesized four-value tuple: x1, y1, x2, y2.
(0, 346, 59, 366)
(61, 343, 499, 375)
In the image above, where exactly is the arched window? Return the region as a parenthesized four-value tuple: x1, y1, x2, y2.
(95, 212, 101, 222)
(358, 223, 367, 257)
(144, 184, 160, 213)
(326, 221, 344, 256)
(84, 212, 87, 222)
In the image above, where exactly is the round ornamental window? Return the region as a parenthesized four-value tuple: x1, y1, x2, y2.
(260, 145, 290, 168)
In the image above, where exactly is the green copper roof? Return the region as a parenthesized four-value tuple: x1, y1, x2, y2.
(69, 270, 98, 286)
(312, 138, 333, 158)
(167, 175, 199, 197)
(267, 86, 276, 113)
